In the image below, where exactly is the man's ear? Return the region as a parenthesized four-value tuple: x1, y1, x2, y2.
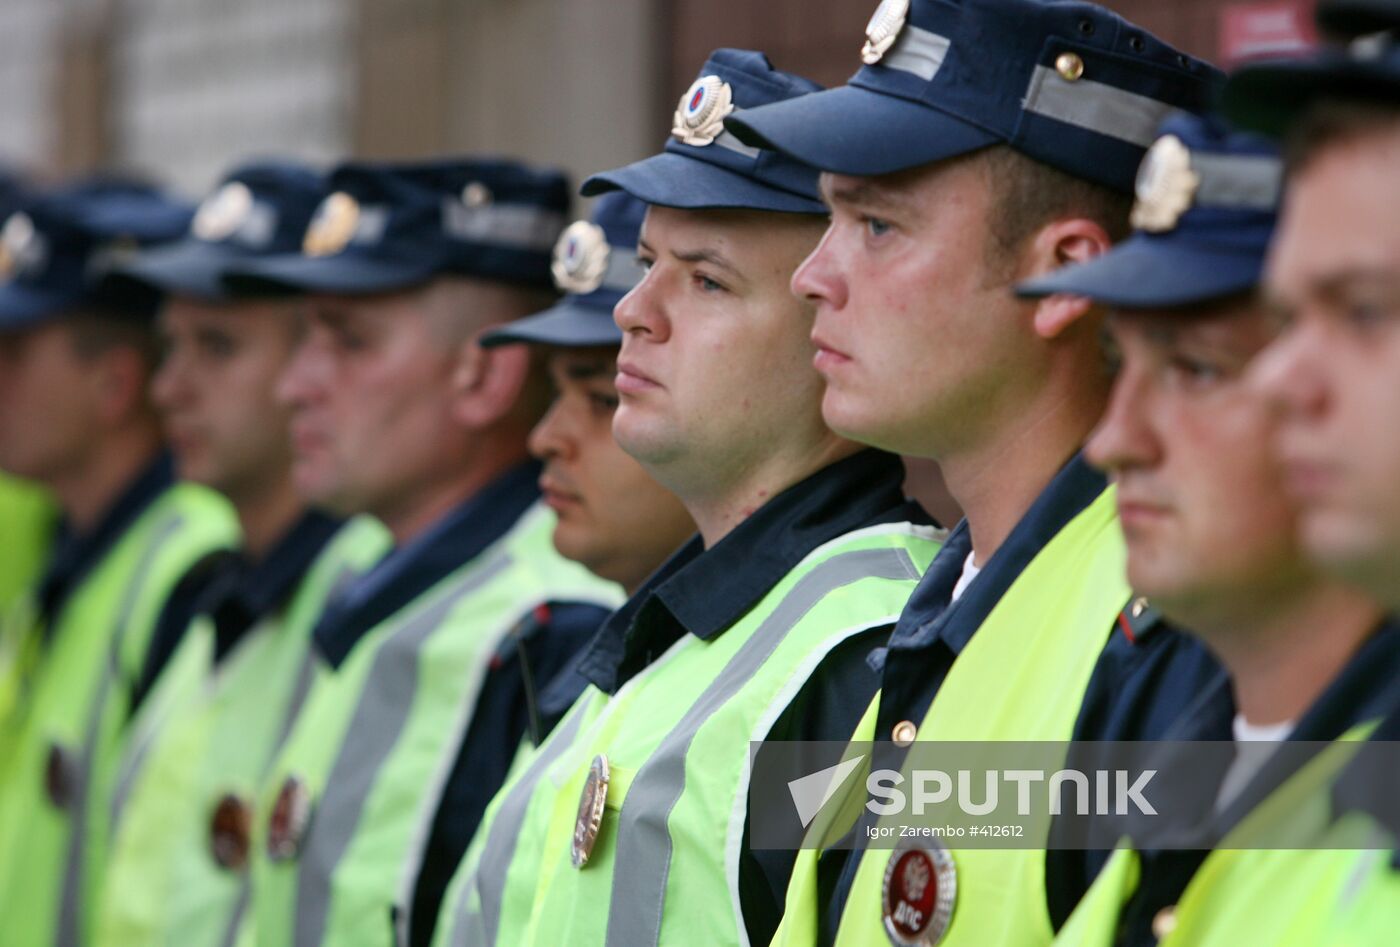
(450, 337, 530, 429)
(1025, 218, 1113, 340)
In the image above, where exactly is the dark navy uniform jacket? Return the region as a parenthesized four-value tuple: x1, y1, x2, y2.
(572, 448, 935, 947)
(819, 454, 1223, 941)
(298, 462, 611, 947)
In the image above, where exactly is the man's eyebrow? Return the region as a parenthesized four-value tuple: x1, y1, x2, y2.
(820, 177, 902, 214)
(671, 246, 744, 281)
(1316, 268, 1400, 299)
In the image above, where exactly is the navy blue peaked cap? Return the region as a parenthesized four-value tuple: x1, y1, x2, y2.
(223, 157, 571, 296)
(481, 192, 647, 349)
(1017, 112, 1281, 308)
(0, 178, 192, 331)
(106, 160, 326, 301)
(582, 49, 828, 215)
(1223, 3, 1400, 138)
(727, 0, 1223, 194)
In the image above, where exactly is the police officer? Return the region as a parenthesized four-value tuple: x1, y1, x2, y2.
(90, 162, 392, 947)
(1220, 2, 1400, 940)
(726, 1, 1220, 942)
(1015, 111, 1399, 946)
(401, 193, 695, 947)
(478, 191, 695, 596)
(432, 48, 943, 947)
(219, 158, 623, 947)
(0, 181, 239, 945)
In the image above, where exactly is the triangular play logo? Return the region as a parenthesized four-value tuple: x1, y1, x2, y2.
(787, 755, 866, 829)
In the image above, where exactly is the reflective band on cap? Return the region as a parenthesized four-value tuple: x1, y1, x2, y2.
(1023, 65, 1174, 147)
(442, 202, 567, 252)
(601, 250, 646, 294)
(881, 26, 952, 82)
(1193, 153, 1282, 211)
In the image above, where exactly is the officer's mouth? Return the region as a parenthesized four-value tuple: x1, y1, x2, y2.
(615, 359, 661, 394)
(811, 332, 852, 373)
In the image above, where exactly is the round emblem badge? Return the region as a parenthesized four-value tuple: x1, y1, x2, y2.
(302, 192, 361, 257)
(192, 182, 254, 242)
(1130, 135, 1201, 234)
(571, 754, 610, 868)
(862, 0, 911, 65)
(209, 792, 254, 871)
(551, 220, 610, 295)
(266, 775, 313, 862)
(44, 742, 78, 810)
(882, 838, 957, 946)
(671, 76, 735, 147)
(0, 212, 40, 280)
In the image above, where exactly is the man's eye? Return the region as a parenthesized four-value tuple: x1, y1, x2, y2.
(588, 392, 619, 413)
(637, 256, 654, 272)
(695, 274, 725, 293)
(1168, 356, 1224, 386)
(864, 216, 892, 238)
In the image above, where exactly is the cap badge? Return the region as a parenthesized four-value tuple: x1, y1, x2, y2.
(192, 182, 254, 242)
(552, 220, 610, 295)
(672, 76, 735, 147)
(1131, 135, 1200, 234)
(862, 0, 910, 65)
(209, 792, 254, 871)
(303, 192, 361, 257)
(462, 181, 494, 208)
(0, 212, 44, 280)
(882, 838, 958, 945)
(266, 774, 314, 862)
(571, 754, 610, 868)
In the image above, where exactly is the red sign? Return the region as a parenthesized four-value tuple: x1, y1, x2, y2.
(1221, 1, 1318, 66)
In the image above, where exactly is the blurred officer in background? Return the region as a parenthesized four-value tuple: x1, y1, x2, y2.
(0, 171, 57, 625)
(1020, 112, 1395, 947)
(92, 161, 391, 947)
(728, 0, 1221, 942)
(478, 191, 696, 595)
(220, 158, 623, 947)
(0, 181, 239, 945)
(1222, 0, 1400, 940)
(434, 48, 943, 947)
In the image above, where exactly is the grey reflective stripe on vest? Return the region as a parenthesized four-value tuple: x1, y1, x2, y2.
(1022, 65, 1172, 147)
(56, 510, 188, 947)
(453, 705, 591, 947)
(222, 638, 323, 946)
(293, 553, 512, 946)
(606, 546, 919, 946)
(882, 26, 951, 81)
(1193, 152, 1282, 211)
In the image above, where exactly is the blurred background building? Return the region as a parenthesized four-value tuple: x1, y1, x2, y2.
(1, 0, 1319, 196)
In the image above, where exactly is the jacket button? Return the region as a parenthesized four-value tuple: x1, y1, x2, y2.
(892, 720, 917, 747)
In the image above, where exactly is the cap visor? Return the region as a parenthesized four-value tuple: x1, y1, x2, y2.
(1015, 236, 1264, 310)
(222, 252, 439, 297)
(1223, 56, 1400, 137)
(105, 240, 239, 301)
(582, 153, 826, 214)
(0, 282, 84, 331)
(726, 84, 1001, 176)
(481, 303, 621, 349)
